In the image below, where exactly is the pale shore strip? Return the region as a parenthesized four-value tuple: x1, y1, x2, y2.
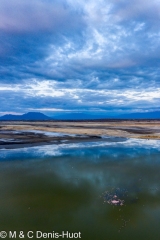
(0, 120, 160, 149)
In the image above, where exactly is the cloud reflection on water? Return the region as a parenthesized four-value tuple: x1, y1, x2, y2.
(0, 138, 160, 239)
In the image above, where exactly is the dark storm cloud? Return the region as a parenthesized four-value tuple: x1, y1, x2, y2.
(0, 0, 84, 34)
(0, 0, 85, 82)
(0, 0, 160, 115)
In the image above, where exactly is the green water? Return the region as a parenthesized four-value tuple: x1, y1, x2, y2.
(0, 139, 160, 239)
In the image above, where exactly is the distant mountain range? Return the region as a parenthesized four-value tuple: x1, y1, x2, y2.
(53, 111, 160, 120)
(0, 111, 160, 120)
(53, 113, 103, 120)
(0, 112, 51, 120)
(116, 111, 160, 119)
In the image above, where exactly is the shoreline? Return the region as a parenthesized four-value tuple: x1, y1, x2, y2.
(0, 137, 111, 150)
(0, 120, 160, 150)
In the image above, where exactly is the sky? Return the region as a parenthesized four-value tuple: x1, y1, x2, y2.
(0, 0, 160, 117)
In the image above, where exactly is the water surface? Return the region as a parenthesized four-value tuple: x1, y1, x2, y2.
(0, 138, 160, 239)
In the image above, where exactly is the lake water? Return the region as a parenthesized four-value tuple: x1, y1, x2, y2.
(0, 138, 160, 240)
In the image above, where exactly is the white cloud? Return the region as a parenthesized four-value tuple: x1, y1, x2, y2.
(0, 80, 159, 111)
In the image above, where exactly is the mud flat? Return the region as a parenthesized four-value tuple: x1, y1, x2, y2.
(0, 120, 160, 149)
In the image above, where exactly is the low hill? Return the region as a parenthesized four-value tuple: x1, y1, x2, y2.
(0, 112, 51, 120)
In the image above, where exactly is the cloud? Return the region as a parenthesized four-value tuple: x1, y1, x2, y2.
(0, 0, 84, 34)
(0, 80, 159, 115)
(111, 0, 160, 26)
(0, 0, 160, 115)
